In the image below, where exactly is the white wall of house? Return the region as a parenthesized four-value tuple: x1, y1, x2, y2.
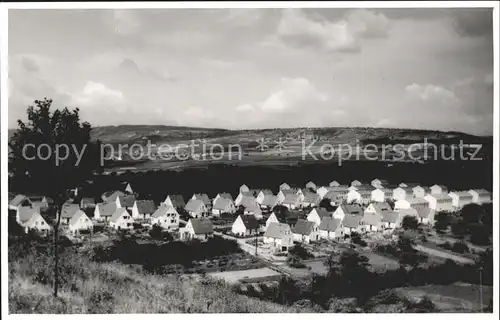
(319, 228, 343, 240)
(413, 186, 426, 198)
(449, 193, 474, 209)
(69, 214, 93, 233)
(316, 187, 330, 199)
(109, 212, 134, 230)
(347, 190, 361, 204)
(371, 189, 387, 202)
(393, 188, 408, 201)
(333, 206, 346, 220)
(468, 190, 492, 204)
(151, 212, 179, 230)
(394, 199, 411, 210)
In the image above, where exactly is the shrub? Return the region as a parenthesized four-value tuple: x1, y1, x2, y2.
(451, 242, 469, 254)
(87, 289, 115, 313)
(288, 244, 313, 260)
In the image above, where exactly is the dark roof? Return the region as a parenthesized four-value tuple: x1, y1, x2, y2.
(343, 214, 363, 228)
(282, 193, 301, 205)
(362, 212, 382, 226)
(382, 211, 400, 224)
(167, 194, 185, 207)
(118, 195, 136, 207)
(303, 191, 320, 204)
(261, 195, 277, 207)
(61, 204, 80, 218)
(311, 208, 332, 220)
(135, 200, 156, 215)
(415, 207, 432, 219)
(369, 203, 392, 215)
(240, 196, 258, 207)
(319, 217, 342, 232)
(18, 206, 39, 223)
(292, 219, 316, 236)
(97, 201, 117, 217)
(102, 190, 125, 202)
(217, 192, 233, 201)
(80, 197, 95, 205)
(10, 194, 28, 207)
(110, 208, 130, 223)
(190, 218, 214, 234)
(238, 214, 259, 230)
(260, 189, 274, 196)
(338, 204, 363, 215)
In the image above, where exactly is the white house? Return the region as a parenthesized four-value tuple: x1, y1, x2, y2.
(101, 190, 125, 203)
(371, 179, 388, 189)
(468, 189, 492, 204)
(191, 193, 211, 208)
(180, 218, 214, 241)
(131, 200, 156, 219)
(80, 197, 96, 209)
(302, 191, 321, 208)
(307, 208, 333, 226)
(116, 194, 136, 210)
(9, 194, 31, 211)
(305, 181, 317, 191)
(109, 208, 134, 230)
(399, 182, 419, 188)
(279, 183, 291, 191)
(163, 194, 185, 208)
(243, 202, 263, 219)
(212, 197, 236, 216)
(371, 188, 392, 203)
(317, 186, 333, 199)
(213, 193, 233, 206)
(240, 184, 250, 193)
(260, 194, 278, 210)
(318, 217, 343, 240)
(231, 214, 259, 237)
(256, 190, 274, 205)
(393, 187, 413, 201)
(424, 194, 454, 213)
(151, 204, 179, 230)
(394, 197, 429, 211)
(60, 204, 80, 224)
(381, 211, 401, 230)
(68, 210, 93, 234)
(329, 181, 340, 187)
(347, 186, 374, 205)
(397, 208, 419, 220)
(235, 191, 256, 206)
(351, 180, 362, 187)
(333, 204, 363, 220)
(292, 219, 320, 243)
(19, 209, 51, 235)
(124, 182, 134, 194)
(449, 191, 474, 209)
(363, 203, 392, 232)
(342, 214, 365, 235)
(265, 212, 280, 230)
(415, 207, 434, 225)
(94, 201, 117, 222)
(282, 193, 302, 209)
(263, 222, 294, 252)
(185, 199, 209, 218)
(430, 184, 448, 195)
(412, 186, 429, 198)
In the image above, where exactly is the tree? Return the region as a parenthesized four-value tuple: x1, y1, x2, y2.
(397, 236, 427, 268)
(289, 243, 312, 260)
(460, 203, 482, 224)
(469, 225, 491, 246)
(433, 211, 450, 233)
(149, 225, 164, 240)
(319, 198, 334, 211)
(8, 98, 100, 297)
(401, 215, 419, 230)
(450, 219, 468, 238)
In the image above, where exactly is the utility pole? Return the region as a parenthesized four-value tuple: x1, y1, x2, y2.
(255, 230, 258, 256)
(479, 267, 483, 312)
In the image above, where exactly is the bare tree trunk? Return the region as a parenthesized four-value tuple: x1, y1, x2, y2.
(53, 202, 63, 298)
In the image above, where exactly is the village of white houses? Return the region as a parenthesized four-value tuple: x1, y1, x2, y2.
(3, 4, 497, 315)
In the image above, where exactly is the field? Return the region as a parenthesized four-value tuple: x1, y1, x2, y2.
(394, 283, 493, 312)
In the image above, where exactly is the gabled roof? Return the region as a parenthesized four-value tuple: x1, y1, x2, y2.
(190, 218, 214, 234)
(185, 199, 206, 213)
(369, 202, 392, 215)
(24, 211, 49, 229)
(338, 204, 363, 215)
(319, 217, 342, 232)
(61, 204, 80, 218)
(259, 189, 274, 196)
(282, 193, 301, 205)
(240, 191, 254, 197)
(17, 206, 39, 223)
(97, 201, 118, 217)
(323, 191, 342, 202)
(110, 208, 130, 223)
(192, 193, 211, 206)
(400, 182, 420, 188)
(166, 194, 185, 207)
(363, 211, 382, 226)
(81, 197, 95, 205)
(213, 197, 234, 211)
(355, 185, 376, 192)
(237, 214, 259, 230)
(310, 208, 332, 220)
(398, 208, 418, 217)
(261, 195, 278, 207)
(240, 196, 258, 208)
(406, 197, 429, 205)
(342, 214, 363, 228)
(102, 190, 125, 202)
(240, 184, 250, 192)
(373, 187, 393, 194)
(216, 192, 233, 201)
(279, 183, 291, 190)
(135, 200, 156, 215)
(372, 179, 389, 185)
(292, 219, 316, 236)
(431, 184, 448, 190)
(305, 181, 317, 188)
(469, 189, 491, 196)
(425, 193, 452, 202)
(264, 222, 291, 239)
(415, 207, 432, 219)
(152, 204, 178, 218)
(449, 191, 474, 198)
(303, 191, 320, 204)
(381, 211, 400, 224)
(69, 210, 90, 227)
(395, 186, 413, 193)
(118, 194, 136, 207)
(10, 194, 28, 207)
(329, 181, 340, 186)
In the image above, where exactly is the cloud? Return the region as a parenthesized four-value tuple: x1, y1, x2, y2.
(259, 77, 329, 112)
(72, 81, 125, 112)
(224, 8, 263, 27)
(235, 104, 255, 112)
(112, 10, 141, 35)
(450, 9, 493, 37)
(405, 83, 460, 107)
(275, 9, 389, 52)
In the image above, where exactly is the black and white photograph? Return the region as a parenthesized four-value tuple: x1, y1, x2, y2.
(1, 1, 498, 315)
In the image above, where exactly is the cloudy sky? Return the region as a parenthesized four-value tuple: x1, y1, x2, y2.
(8, 8, 494, 135)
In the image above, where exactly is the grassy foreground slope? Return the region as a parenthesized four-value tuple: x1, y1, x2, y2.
(8, 243, 303, 314)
